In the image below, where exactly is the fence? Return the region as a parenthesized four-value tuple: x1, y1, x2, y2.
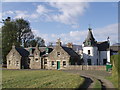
(66, 65, 106, 70)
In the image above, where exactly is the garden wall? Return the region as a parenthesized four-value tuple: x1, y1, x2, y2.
(66, 65, 106, 70)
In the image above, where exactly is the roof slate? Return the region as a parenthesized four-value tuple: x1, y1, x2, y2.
(15, 47, 29, 57)
(62, 46, 79, 57)
(97, 41, 109, 51)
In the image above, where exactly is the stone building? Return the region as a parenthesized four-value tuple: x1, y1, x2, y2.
(7, 39, 80, 69)
(7, 44, 29, 69)
(45, 39, 81, 70)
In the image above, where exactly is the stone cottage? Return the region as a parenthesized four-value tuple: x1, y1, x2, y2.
(43, 39, 81, 70)
(7, 39, 80, 69)
(7, 44, 29, 69)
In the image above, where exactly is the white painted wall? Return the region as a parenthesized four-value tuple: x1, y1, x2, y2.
(107, 50, 110, 62)
(83, 46, 98, 65)
(99, 51, 107, 65)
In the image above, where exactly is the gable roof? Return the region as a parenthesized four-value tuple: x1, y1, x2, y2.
(15, 47, 29, 57)
(62, 46, 79, 57)
(97, 41, 109, 51)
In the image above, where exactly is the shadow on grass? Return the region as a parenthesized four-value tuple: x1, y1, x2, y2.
(76, 75, 93, 90)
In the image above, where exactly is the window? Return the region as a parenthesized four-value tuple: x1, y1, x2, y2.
(35, 58, 38, 62)
(97, 59, 98, 65)
(63, 61, 66, 66)
(57, 52, 60, 56)
(88, 50, 90, 54)
(44, 59, 47, 64)
(52, 61, 54, 65)
(8, 61, 10, 65)
(16, 61, 19, 66)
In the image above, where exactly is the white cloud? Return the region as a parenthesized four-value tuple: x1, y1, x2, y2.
(32, 23, 118, 45)
(36, 5, 50, 14)
(2, 2, 89, 28)
(47, 2, 89, 27)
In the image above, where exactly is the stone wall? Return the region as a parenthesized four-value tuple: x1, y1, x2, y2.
(66, 65, 106, 70)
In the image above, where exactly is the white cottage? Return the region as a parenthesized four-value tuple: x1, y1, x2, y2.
(82, 28, 110, 65)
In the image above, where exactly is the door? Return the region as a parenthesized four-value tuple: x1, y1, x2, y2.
(41, 59, 43, 69)
(103, 59, 107, 65)
(88, 59, 91, 65)
(57, 61, 60, 70)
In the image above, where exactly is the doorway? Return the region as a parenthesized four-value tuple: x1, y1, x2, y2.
(57, 61, 60, 70)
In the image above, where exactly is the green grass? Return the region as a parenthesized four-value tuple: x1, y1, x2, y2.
(2, 70, 84, 88)
(93, 79, 101, 89)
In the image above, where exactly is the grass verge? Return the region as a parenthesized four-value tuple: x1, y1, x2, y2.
(2, 70, 84, 88)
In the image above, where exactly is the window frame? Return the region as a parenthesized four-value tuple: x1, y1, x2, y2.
(88, 50, 90, 55)
(16, 61, 19, 66)
(63, 61, 66, 66)
(57, 52, 60, 57)
(52, 61, 54, 66)
(44, 59, 47, 64)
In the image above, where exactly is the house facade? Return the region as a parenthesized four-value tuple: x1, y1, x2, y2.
(6, 27, 111, 69)
(7, 39, 81, 69)
(82, 28, 110, 65)
(7, 44, 29, 69)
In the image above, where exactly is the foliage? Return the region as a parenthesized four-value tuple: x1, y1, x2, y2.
(15, 18, 34, 47)
(2, 17, 34, 64)
(26, 36, 45, 47)
(2, 70, 84, 88)
(110, 53, 120, 88)
(2, 18, 19, 64)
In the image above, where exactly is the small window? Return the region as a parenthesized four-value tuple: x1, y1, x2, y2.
(88, 50, 90, 54)
(63, 61, 66, 66)
(16, 61, 19, 66)
(35, 58, 38, 62)
(44, 59, 47, 64)
(52, 61, 54, 65)
(8, 61, 10, 65)
(57, 52, 60, 56)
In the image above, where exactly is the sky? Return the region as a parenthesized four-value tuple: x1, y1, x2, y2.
(1, 1, 118, 45)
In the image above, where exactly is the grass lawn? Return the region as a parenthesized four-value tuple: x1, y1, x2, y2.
(2, 70, 84, 88)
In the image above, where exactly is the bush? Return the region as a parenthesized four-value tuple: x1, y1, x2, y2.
(110, 53, 120, 88)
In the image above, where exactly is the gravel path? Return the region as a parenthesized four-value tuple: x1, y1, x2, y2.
(62, 70, 115, 89)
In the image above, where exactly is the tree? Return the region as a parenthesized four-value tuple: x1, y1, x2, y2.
(35, 37, 45, 47)
(27, 37, 45, 47)
(2, 17, 34, 64)
(2, 17, 19, 64)
(15, 18, 34, 47)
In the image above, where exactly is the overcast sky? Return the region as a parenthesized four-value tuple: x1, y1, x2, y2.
(1, 1, 118, 45)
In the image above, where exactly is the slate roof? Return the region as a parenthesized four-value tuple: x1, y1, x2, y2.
(62, 46, 79, 57)
(97, 41, 109, 51)
(85, 29, 95, 42)
(84, 29, 97, 46)
(15, 47, 29, 57)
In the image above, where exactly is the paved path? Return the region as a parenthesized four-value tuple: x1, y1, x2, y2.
(62, 70, 115, 89)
